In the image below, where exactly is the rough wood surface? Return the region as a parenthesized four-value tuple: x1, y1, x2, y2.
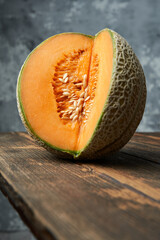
(0, 132, 160, 240)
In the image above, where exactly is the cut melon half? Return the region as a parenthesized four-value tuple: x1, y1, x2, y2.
(17, 28, 146, 159)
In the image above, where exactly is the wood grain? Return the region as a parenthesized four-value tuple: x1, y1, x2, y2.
(122, 132, 160, 163)
(0, 132, 160, 240)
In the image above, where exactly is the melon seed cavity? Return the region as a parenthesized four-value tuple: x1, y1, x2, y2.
(52, 49, 99, 125)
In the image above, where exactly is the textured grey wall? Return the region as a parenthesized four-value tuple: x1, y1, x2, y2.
(0, 0, 160, 132)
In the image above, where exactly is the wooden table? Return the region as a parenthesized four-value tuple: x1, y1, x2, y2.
(0, 132, 160, 240)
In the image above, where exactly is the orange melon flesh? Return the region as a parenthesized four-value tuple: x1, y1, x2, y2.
(20, 31, 113, 152)
(77, 31, 113, 150)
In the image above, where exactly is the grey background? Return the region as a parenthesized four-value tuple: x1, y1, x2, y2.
(0, 0, 160, 132)
(0, 0, 160, 239)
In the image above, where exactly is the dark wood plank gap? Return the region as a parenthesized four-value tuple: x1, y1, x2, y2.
(122, 142, 160, 164)
(137, 132, 160, 137)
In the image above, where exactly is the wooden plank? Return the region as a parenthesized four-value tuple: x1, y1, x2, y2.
(141, 132, 160, 137)
(132, 132, 160, 146)
(87, 152, 160, 201)
(122, 132, 160, 163)
(0, 132, 160, 240)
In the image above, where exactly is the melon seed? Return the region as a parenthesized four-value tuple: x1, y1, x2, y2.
(80, 92, 85, 98)
(85, 96, 90, 102)
(64, 77, 69, 83)
(63, 73, 68, 79)
(63, 92, 69, 96)
(83, 74, 87, 88)
(72, 115, 78, 121)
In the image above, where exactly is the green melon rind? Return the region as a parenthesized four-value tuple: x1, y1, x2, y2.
(77, 28, 146, 159)
(74, 29, 117, 158)
(17, 32, 93, 159)
(96, 29, 146, 157)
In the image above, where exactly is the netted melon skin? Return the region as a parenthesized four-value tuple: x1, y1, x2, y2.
(17, 29, 146, 160)
(79, 29, 147, 159)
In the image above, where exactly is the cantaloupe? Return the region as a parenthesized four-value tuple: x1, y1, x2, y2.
(17, 28, 146, 159)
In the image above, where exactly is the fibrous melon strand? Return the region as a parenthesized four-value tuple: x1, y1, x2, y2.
(52, 49, 99, 124)
(85, 54, 99, 117)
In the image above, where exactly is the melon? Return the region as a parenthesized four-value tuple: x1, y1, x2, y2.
(17, 28, 146, 159)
